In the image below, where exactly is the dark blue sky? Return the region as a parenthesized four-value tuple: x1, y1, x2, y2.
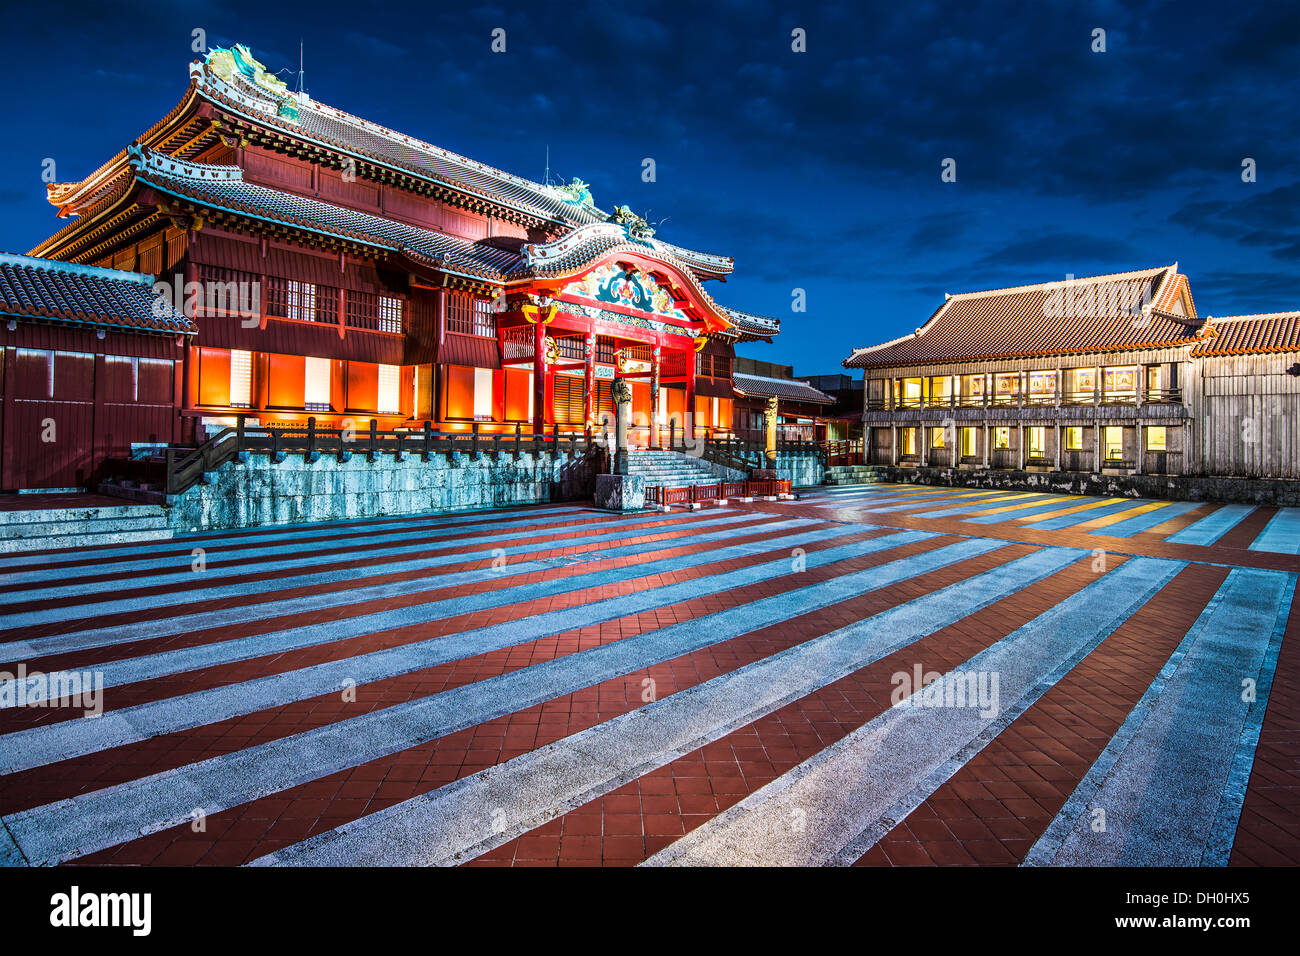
(2, 0, 1296, 373)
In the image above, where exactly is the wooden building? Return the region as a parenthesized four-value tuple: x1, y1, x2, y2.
(730, 358, 836, 442)
(23, 43, 779, 486)
(844, 265, 1300, 479)
(0, 253, 195, 490)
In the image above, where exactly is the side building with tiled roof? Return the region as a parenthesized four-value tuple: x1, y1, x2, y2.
(0, 253, 196, 489)
(16, 42, 783, 487)
(843, 267, 1300, 480)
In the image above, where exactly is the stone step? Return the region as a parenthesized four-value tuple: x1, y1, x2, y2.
(0, 526, 174, 554)
(0, 514, 170, 539)
(0, 502, 166, 526)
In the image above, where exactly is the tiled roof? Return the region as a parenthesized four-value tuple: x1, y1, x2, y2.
(130, 148, 521, 281)
(844, 266, 1200, 368)
(191, 53, 734, 275)
(1190, 312, 1300, 356)
(127, 149, 774, 339)
(0, 252, 195, 334)
(732, 372, 835, 404)
(719, 305, 780, 340)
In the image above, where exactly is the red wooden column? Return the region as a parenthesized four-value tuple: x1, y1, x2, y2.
(582, 332, 596, 428)
(685, 346, 696, 441)
(650, 346, 661, 448)
(532, 318, 546, 434)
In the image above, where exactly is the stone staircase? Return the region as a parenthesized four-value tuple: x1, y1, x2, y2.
(0, 501, 174, 554)
(824, 464, 882, 486)
(626, 450, 727, 488)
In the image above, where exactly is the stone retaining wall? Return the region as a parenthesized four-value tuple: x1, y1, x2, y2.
(168, 448, 604, 532)
(872, 465, 1300, 507)
(773, 452, 825, 488)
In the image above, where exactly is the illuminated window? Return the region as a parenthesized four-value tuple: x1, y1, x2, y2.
(305, 356, 331, 410)
(1065, 426, 1084, 450)
(473, 367, 494, 420)
(378, 296, 403, 334)
(1103, 367, 1137, 394)
(993, 427, 1010, 449)
(1028, 426, 1046, 457)
(901, 427, 917, 456)
(930, 426, 946, 448)
(288, 280, 315, 321)
(230, 349, 252, 408)
(1105, 426, 1124, 460)
(960, 427, 977, 457)
(472, 298, 497, 337)
(1146, 426, 1167, 451)
(378, 364, 400, 414)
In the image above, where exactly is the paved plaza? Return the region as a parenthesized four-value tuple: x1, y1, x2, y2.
(0, 482, 1296, 866)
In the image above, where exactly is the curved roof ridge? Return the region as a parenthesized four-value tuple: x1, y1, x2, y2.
(948, 264, 1172, 301)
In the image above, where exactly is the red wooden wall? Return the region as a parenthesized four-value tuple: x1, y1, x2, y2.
(0, 327, 180, 490)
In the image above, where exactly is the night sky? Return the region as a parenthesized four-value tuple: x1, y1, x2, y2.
(1, 0, 1295, 374)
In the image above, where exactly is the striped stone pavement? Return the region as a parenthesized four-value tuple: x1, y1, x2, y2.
(0, 482, 1295, 867)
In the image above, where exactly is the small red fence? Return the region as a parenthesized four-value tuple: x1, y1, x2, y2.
(645, 478, 792, 506)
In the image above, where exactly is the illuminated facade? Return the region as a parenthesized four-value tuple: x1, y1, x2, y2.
(845, 266, 1300, 479)
(26, 43, 779, 476)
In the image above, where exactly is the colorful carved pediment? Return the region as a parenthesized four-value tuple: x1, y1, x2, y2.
(563, 263, 687, 320)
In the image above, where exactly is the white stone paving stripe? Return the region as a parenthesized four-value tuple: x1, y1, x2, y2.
(2, 531, 985, 863)
(0, 503, 589, 575)
(252, 545, 1079, 867)
(0, 505, 627, 593)
(0, 518, 834, 703)
(641, 556, 1184, 866)
(1, 529, 950, 774)
(0, 511, 754, 637)
(1247, 508, 1300, 555)
(1022, 567, 1294, 866)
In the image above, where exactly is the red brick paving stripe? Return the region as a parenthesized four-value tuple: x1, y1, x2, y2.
(2, 509, 787, 652)
(461, 548, 1099, 867)
(1139, 501, 1222, 540)
(4, 522, 911, 816)
(64, 531, 981, 863)
(1231, 575, 1300, 866)
(1215, 506, 1279, 552)
(852, 561, 1228, 866)
(1, 508, 661, 605)
(0, 513, 825, 735)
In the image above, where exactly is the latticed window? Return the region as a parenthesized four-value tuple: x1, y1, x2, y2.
(472, 297, 496, 337)
(346, 290, 377, 329)
(377, 296, 403, 333)
(596, 336, 617, 364)
(267, 277, 316, 321)
(556, 336, 585, 361)
(196, 266, 260, 318)
(445, 290, 473, 334)
(314, 285, 339, 324)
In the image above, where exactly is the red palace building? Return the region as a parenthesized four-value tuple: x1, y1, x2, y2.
(14, 43, 780, 489)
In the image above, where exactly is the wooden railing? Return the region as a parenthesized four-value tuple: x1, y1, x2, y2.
(824, 438, 866, 466)
(646, 478, 792, 506)
(155, 416, 607, 495)
(660, 428, 825, 472)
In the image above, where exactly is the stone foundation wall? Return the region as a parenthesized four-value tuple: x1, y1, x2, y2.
(773, 452, 825, 488)
(168, 448, 604, 532)
(873, 465, 1300, 507)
